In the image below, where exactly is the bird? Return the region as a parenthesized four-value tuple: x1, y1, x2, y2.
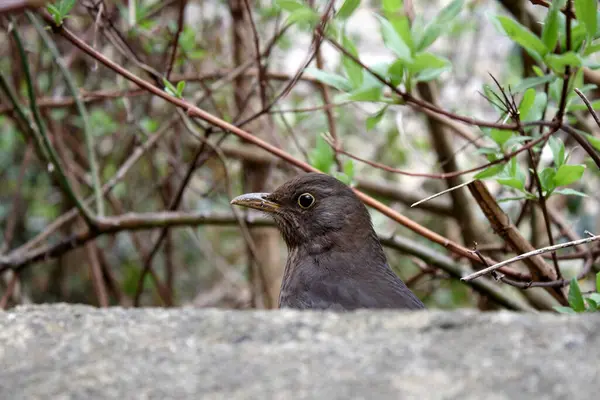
(230, 172, 425, 311)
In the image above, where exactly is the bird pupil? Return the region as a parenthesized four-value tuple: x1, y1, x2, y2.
(299, 194, 313, 208)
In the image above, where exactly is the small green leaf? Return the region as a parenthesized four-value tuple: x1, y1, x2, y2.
(545, 52, 582, 73)
(518, 88, 536, 120)
(554, 188, 588, 197)
(388, 15, 413, 52)
(493, 15, 548, 58)
(366, 106, 388, 131)
(596, 271, 600, 293)
(275, 0, 306, 12)
(541, 0, 560, 51)
(568, 99, 600, 112)
(375, 14, 413, 63)
(497, 177, 525, 191)
(474, 164, 504, 179)
(336, 0, 361, 19)
(416, 0, 464, 51)
(548, 136, 565, 167)
(342, 35, 363, 88)
(584, 42, 600, 56)
(304, 68, 353, 91)
(553, 306, 577, 314)
(568, 277, 586, 312)
(489, 129, 513, 147)
(522, 91, 547, 122)
(163, 78, 178, 97)
(574, 0, 598, 39)
(382, 0, 402, 13)
(539, 167, 556, 193)
(553, 164, 585, 187)
(343, 159, 355, 180)
(176, 81, 186, 96)
(585, 298, 598, 311)
(584, 133, 600, 151)
(338, 86, 383, 102)
(408, 52, 452, 82)
(286, 8, 319, 25)
(309, 135, 334, 173)
(58, 0, 76, 15)
(387, 59, 404, 86)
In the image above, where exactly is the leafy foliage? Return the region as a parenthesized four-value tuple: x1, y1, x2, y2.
(555, 273, 600, 314)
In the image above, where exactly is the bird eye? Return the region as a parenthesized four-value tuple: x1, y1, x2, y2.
(297, 193, 315, 209)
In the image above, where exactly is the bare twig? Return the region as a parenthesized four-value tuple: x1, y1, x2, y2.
(463, 234, 600, 282)
(575, 88, 600, 129)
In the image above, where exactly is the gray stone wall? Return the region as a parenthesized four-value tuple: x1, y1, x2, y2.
(0, 305, 598, 399)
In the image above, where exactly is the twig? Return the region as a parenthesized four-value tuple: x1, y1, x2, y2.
(574, 88, 600, 129)
(411, 180, 474, 208)
(10, 19, 98, 227)
(28, 12, 104, 216)
(462, 234, 600, 281)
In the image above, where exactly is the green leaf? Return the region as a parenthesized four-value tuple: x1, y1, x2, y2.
(489, 129, 513, 147)
(523, 91, 547, 122)
(163, 78, 178, 97)
(176, 81, 185, 96)
(387, 59, 404, 86)
(539, 167, 556, 193)
(596, 271, 600, 294)
(545, 51, 582, 73)
(568, 99, 600, 112)
(309, 135, 334, 173)
(375, 14, 413, 63)
(518, 88, 536, 120)
(553, 164, 585, 187)
(574, 0, 598, 39)
(512, 75, 557, 94)
(474, 164, 504, 179)
(275, 0, 306, 12)
(408, 52, 451, 82)
(493, 15, 548, 58)
(541, 0, 560, 51)
(584, 41, 600, 56)
(553, 306, 577, 314)
(416, 0, 464, 51)
(286, 8, 319, 25)
(388, 14, 413, 52)
(548, 136, 565, 167)
(382, 0, 402, 13)
(584, 133, 600, 151)
(303, 68, 353, 91)
(337, 0, 360, 19)
(366, 106, 388, 130)
(343, 159, 355, 180)
(568, 277, 586, 312)
(585, 298, 598, 311)
(338, 86, 383, 102)
(58, 0, 76, 15)
(342, 35, 363, 88)
(497, 177, 525, 191)
(554, 188, 588, 197)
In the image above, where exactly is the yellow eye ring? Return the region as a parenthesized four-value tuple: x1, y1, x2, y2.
(297, 193, 315, 209)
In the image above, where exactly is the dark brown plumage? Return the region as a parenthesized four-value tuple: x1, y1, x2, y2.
(231, 172, 425, 311)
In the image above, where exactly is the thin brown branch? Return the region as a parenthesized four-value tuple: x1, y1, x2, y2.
(575, 88, 600, 129)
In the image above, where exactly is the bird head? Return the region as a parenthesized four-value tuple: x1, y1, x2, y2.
(231, 173, 376, 251)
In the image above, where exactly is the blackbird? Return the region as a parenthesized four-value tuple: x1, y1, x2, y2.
(231, 172, 425, 311)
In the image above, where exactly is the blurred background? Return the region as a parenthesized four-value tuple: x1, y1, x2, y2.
(1, 0, 599, 311)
